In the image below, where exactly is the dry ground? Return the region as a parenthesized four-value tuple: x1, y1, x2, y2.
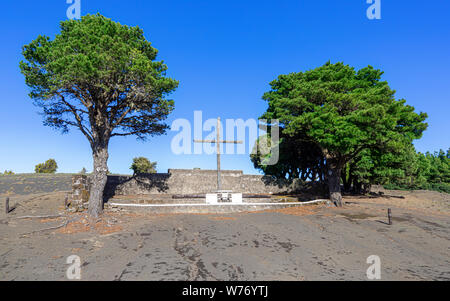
(0, 189, 449, 281)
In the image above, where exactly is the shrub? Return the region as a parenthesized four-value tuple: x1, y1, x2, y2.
(130, 157, 157, 175)
(35, 159, 58, 174)
(3, 170, 14, 175)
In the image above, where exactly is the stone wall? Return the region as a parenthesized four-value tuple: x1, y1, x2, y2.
(72, 175, 90, 203)
(104, 169, 293, 197)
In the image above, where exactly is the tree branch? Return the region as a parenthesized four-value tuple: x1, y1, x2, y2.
(56, 92, 94, 145)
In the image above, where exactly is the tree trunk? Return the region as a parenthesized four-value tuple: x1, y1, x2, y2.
(88, 145, 109, 217)
(352, 178, 362, 194)
(342, 164, 352, 192)
(327, 164, 343, 207)
(343, 175, 352, 192)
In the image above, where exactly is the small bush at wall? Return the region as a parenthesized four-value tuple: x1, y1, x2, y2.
(130, 157, 157, 175)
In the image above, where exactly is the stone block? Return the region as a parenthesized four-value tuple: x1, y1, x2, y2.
(206, 193, 218, 204)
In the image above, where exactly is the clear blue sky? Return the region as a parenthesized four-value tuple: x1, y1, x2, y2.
(0, 0, 449, 175)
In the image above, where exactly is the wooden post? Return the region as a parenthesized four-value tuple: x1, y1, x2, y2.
(5, 197, 9, 214)
(217, 117, 221, 191)
(388, 208, 392, 225)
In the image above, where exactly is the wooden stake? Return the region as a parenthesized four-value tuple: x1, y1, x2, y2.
(64, 193, 69, 209)
(388, 208, 392, 225)
(5, 197, 9, 214)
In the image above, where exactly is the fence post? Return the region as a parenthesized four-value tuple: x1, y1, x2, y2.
(388, 208, 392, 225)
(5, 197, 10, 214)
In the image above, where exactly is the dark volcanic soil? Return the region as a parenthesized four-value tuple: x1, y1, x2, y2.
(0, 174, 73, 195)
(0, 187, 449, 281)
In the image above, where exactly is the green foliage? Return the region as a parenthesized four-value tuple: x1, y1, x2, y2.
(130, 157, 157, 175)
(262, 62, 427, 164)
(257, 61, 429, 197)
(35, 159, 58, 174)
(251, 132, 325, 181)
(343, 143, 419, 193)
(20, 14, 179, 216)
(2, 170, 14, 175)
(20, 13, 179, 143)
(382, 149, 450, 193)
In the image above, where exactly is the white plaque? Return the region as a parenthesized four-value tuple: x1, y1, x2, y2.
(231, 193, 243, 204)
(206, 193, 218, 204)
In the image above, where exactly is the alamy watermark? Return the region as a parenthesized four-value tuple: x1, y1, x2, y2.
(366, 255, 381, 280)
(66, 0, 81, 20)
(66, 255, 81, 280)
(170, 111, 280, 165)
(366, 0, 381, 20)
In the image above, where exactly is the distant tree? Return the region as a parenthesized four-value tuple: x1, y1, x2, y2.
(260, 62, 428, 206)
(3, 170, 15, 175)
(409, 149, 450, 193)
(344, 143, 418, 193)
(347, 147, 450, 194)
(79, 167, 87, 174)
(20, 14, 178, 216)
(35, 159, 58, 174)
(130, 157, 157, 175)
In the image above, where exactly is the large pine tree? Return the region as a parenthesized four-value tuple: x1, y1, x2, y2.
(20, 14, 179, 216)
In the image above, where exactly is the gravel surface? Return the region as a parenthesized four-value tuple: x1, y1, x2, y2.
(0, 191, 449, 281)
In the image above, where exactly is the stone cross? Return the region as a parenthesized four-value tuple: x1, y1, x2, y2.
(194, 117, 243, 191)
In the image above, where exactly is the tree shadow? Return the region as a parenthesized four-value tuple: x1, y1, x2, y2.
(104, 173, 170, 202)
(375, 220, 391, 225)
(270, 180, 329, 202)
(368, 192, 406, 199)
(260, 175, 292, 189)
(6, 205, 16, 214)
(342, 191, 405, 199)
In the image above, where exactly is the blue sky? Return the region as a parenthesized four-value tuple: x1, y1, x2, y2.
(0, 0, 449, 175)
